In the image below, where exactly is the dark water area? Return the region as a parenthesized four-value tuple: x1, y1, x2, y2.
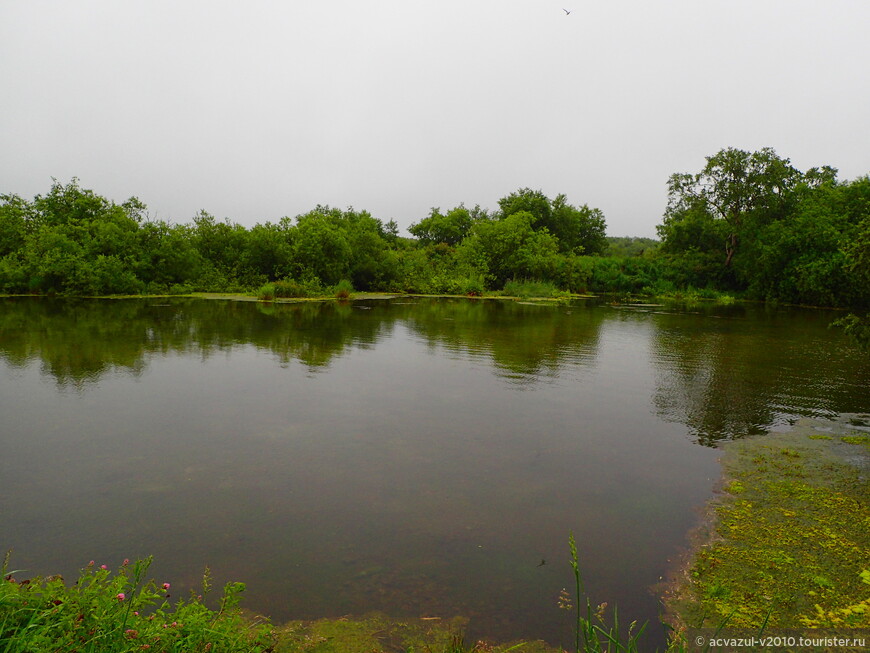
(1, 296, 868, 647)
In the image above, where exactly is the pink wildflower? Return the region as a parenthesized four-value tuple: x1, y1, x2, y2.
(125, 629, 139, 639)
(117, 593, 126, 601)
(162, 582, 171, 591)
(123, 558, 130, 565)
(100, 564, 108, 570)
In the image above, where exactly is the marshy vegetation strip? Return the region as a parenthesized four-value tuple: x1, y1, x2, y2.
(667, 413, 870, 632)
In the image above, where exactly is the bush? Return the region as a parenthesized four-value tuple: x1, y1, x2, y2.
(0, 254, 28, 293)
(555, 255, 594, 293)
(333, 279, 354, 299)
(501, 278, 559, 298)
(257, 282, 276, 301)
(590, 257, 665, 294)
(463, 275, 485, 297)
(168, 283, 193, 296)
(273, 278, 322, 298)
(834, 312, 870, 347)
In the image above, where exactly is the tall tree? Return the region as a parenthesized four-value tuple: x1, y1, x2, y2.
(661, 147, 803, 269)
(498, 188, 552, 226)
(497, 188, 607, 255)
(549, 194, 607, 255)
(408, 204, 482, 246)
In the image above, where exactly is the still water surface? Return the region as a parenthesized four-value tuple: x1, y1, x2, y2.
(1, 297, 868, 645)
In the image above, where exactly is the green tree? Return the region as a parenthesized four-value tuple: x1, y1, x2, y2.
(657, 201, 733, 288)
(459, 211, 560, 287)
(841, 177, 870, 299)
(341, 207, 395, 289)
(743, 176, 868, 305)
(408, 205, 481, 246)
(661, 147, 804, 271)
(603, 237, 660, 258)
(549, 194, 607, 254)
(0, 194, 31, 292)
(382, 219, 400, 244)
(498, 188, 552, 226)
(136, 220, 203, 290)
(290, 207, 353, 285)
(285, 205, 398, 290)
(497, 188, 608, 255)
(244, 221, 294, 280)
(19, 179, 147, 294)
(0, 194, 30, 257)
(191, 211, 254, 289)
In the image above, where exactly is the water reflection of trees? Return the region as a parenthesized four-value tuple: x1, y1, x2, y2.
(5, 298, 866, 422)
(0, 297, 605, 388)
(649, 305, 870, 445)
(0, 298, 397, 386)
(399, 299, 603, 382)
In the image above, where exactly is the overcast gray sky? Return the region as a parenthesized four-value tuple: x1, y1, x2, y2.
(2, 0, 868, 237)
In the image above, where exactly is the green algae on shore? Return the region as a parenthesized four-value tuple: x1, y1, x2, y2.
(272, 613, 558, 653)
(667, 414, 870, 631)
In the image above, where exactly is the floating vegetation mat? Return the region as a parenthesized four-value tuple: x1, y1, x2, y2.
(666, 413, 870, 631)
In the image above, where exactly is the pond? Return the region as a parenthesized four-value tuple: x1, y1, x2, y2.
(1, 296, 868, 646)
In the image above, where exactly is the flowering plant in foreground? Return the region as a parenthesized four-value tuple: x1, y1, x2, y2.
(0, 553, 274, 652)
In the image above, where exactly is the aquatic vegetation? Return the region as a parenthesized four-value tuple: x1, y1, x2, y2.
(274, 614, 545, 653)
(670, 421, 870, 631)
(724, 480, 745, 495)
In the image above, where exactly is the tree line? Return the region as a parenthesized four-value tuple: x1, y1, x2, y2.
(0, 146, 868, 311)
(0, 183, 611, 296)
(658, 147, 869, 308)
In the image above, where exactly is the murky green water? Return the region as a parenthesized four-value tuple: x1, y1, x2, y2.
(1, 297, 868, 645)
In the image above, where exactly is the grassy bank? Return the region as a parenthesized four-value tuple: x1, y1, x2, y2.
(666, 414, 870, 632)
(2, 550, 690, 653)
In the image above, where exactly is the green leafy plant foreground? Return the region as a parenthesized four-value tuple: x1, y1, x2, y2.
(0, 555, 275, 653)
(1, 550, 690, 653)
